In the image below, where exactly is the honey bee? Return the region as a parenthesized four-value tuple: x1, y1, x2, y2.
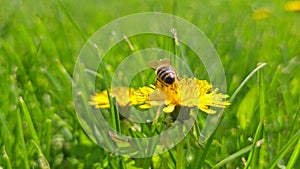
(147, 58, 179, 85)
(147, 58, 178, 85)
(147, 58, 180, 107)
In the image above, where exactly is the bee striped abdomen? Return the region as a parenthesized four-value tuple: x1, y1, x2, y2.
(156, 65, 177, 85)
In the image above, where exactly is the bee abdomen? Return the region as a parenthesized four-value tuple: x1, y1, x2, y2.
(156, 66, 176, 84)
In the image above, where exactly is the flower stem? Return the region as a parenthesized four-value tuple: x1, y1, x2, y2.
(176, 125, 184, 169)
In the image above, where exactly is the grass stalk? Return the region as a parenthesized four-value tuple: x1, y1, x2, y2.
(212, 144, 253, 168)
(230, 63, 267, 102)
(244, 121, 264, 169)
(19, 97, 40, 146)
(286, 134, 300, 169)
(16, 107, 30, 169)
(112, 97, 126, 169)
(31, 140, 50, 169)
(44, 119, 52, 160)
(258, 62, 266, 121)
(258, 63, 266, 169)
(270, 130, 300, 169)
(176, 125, 184, 169)
(2, 145, 12, 169)
(195, 63, 267, 168)
(56, 0, 87, 41)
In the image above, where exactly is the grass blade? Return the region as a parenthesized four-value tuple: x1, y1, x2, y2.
(230, 63, 267, 102)
(2, 145, 12, 169)
(44, 119, 52, 160)
(19, 97, 40, 146)
(176, 125, 184, 169)
(212, 144, 253, 168)
(112, 97, 126, 169)
(286, 133, 300, 169)
(31, 140, 50, 169)
(56, 0, 88, 41)
(244, 121, 264, 169)
(16, 107, 30, 169)
(270, 130, 300, 169)
(195, 63, 267, 168)
(258, 62, 268, 169)
(258, 62, 266, 121)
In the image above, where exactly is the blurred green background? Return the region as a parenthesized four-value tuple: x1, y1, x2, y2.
(0, 0, 299, 168)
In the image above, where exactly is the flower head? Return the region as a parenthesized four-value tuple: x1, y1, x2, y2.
(89, 87, 135, 108)
(134, 78, 230, 113)
(285, 1, 300, 12)
(252, 8, 270, 20)
(90, 78, 230, 114)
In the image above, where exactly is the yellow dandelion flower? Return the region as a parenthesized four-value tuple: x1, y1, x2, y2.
(89, 87, 135, 108)
(89, 89, 110, 108)
(134, 78, 230, 114)
(285, 1, 300, 12)
(252, 8, 270, 20)
(131, 85, 159, 109)
(89, 79, 230, 114)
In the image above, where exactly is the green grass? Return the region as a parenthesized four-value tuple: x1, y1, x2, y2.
(1, 0, 299, 168)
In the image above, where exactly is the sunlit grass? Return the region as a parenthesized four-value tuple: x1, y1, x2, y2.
(0, 0, 299, 168)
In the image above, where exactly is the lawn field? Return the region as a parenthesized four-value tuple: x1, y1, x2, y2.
(0, 0, 299, 168)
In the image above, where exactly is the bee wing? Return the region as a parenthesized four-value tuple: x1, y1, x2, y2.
(159, 58, 171, 65)
(147, 60, 160, 69)
(147, 58, 171, 69)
